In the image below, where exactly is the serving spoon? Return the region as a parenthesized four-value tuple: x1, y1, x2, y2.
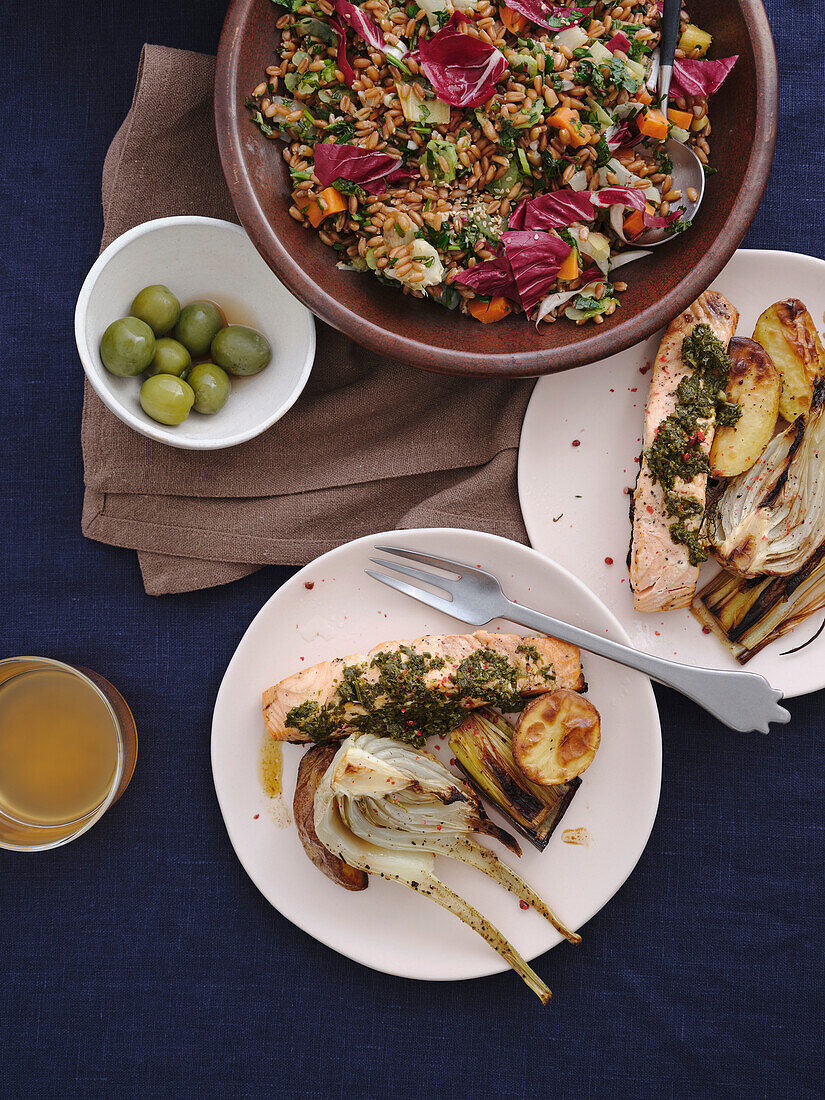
(636, 0, 706, 247)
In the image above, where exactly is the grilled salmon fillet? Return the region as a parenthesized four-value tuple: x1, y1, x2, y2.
(263, 631, 584, 742)
(630, 291, 739, 612)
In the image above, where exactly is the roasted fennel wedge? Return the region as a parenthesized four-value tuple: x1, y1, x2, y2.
(449, 709, 581, 851)
(313, 734, 581, 1004)
(706, 380, 825, 577)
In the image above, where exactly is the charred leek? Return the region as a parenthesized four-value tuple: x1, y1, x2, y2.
(449, 710, 580, 851)
(314, 734, 581, 1003)
(692, 546, 825, 663)
(706, 381, 825, 577)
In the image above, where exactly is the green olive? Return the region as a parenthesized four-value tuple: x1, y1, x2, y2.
(139, 374, 195, 425)
(173, 301, 224, 357)
(129, 285, 181, 336)
(210, 325, 272, 376)
(100, 317, 156, 377)
(187, 362, 231, 415)
(145, 337, 192, 378)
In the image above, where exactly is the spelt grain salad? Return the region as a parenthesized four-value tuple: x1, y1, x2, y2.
(246, 0, 737, 327)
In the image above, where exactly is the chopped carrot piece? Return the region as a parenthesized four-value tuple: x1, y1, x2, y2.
(623, 209, 644, 239)
(623, 203, 653, 240)
(666, 107, 693, 129)
(547, 107, 578, 129)
(304, 201, 325, 228)
(637, 108, 669, 141)
(547, 107, 588, 148)
(318, 186, 348, 216)
(565, 126, 589, 148)
(468, 296, 513, 323)
(292, 189, 325, 227)
(558, 248, 579, 282)
(499, 4, 529, 33)
(292, 187, 346, 228)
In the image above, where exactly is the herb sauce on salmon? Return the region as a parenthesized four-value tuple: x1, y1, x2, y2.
(263, 631, 584, 746)
(630, 292, 739, 612)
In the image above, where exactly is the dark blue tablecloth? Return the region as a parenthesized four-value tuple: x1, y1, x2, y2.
(2, 2, 823, 1096)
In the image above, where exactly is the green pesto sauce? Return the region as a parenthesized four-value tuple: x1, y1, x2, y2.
(286, 645, 553, 748)
(515, 642, 542, 663)
(645, 324, 741, 566)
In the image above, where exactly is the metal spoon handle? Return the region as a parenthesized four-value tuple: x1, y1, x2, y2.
(658, 0, 683, 111)
(497, 599, 788, 734)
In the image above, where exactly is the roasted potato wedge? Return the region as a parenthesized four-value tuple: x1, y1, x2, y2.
(294, 743, 368, 891)
(512, 689, 600, 786)
(753, 299, 825, 422)
(709, 337, 780, 477)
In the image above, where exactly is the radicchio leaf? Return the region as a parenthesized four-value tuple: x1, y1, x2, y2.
(452, 250, 519, 301)
(590, 187, 647, 212)
(514, 190, 597, 230)
(507, 199, 528, 231)
(418, 14, 507, 108)
(605, 117, 639, 151)
(500, 0, 595, 32)
(501, 230, 573, 312)
(642, 209, 680, 228)
(331, 16, 356, 87)
(670, 56, 738, 98)
(591, 187, 678, 228)
(513, 187, 655, 232)
(604, 31, 631, 52)
(313, 143, 414, 193)
(332, 0, 407, 57)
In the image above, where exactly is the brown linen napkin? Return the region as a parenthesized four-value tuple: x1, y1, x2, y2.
(82, 44, 534, 595)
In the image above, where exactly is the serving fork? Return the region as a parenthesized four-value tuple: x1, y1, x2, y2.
(366, 545, 791, 734)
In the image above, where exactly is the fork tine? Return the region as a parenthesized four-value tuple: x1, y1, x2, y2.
(373, 544, 467, 576)
(365, 570, 465, 620)
(367, 557, 454, 595)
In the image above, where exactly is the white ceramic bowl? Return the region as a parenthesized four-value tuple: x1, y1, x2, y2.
(75, 217, 316, 450)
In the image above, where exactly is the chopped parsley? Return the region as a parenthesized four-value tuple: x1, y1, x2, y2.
(499, 120, 519, 153)
(330, 177, 366, 200)
(669, 216, 693, 235)
(558, 228, 582, 267)
(572, 287, 615, 317)
(608, 57, 639, 93)
(575, 59, 604, 91)
(419, 209, 501, 253)
(594, 134, 612, 168)
(246, 99, 276, 137)
(324, 119, 356, 142)
(541, 149, 564, 182)
(626, 38, 651, 63)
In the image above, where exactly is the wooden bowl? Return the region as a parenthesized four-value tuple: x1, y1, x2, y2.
(215, 1, 777, 377)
